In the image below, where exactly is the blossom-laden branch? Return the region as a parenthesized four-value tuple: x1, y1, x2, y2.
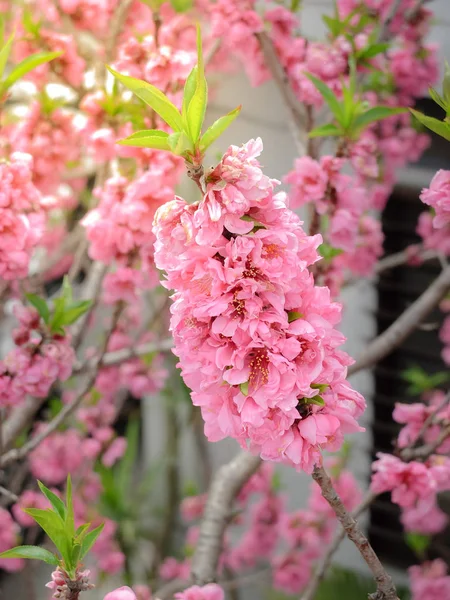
(190, 451, 262, 585)
(349, 265, 450, 376)
(0, 302, 123, 468)
(312, 464, 399, 600)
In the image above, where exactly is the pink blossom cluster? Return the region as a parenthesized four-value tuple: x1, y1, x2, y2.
(10, 101, 81, 194)
(0, 152, 44, 280)
(82, 171, 175, 300)
(420, 170, 450, 229)
(0, 508, 23, 572)
(371, 397, 450, 537)
(0, 305, 74, 407)
(409, 559, 450, 600)
(154, 138, 366, 473)
(169, 461, 362, 595)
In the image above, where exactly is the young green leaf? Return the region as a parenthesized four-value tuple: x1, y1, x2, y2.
(287, 310, 303, 323)
(66, 475, 75, 539)
(170, 0, 193, 12)
(305, 73, 345, 124)
(37, 481, 66, 520)
(0, 31, 14, 81)
(117, 129, 170, 150)
(308, 396, 325, 407)
(23, 508, 72, 567)
(106, 66, 183, 132)
(199, 106, 241, 152)
(167, 131, 193, 155)
(0, 545, 59, 565)
(118, 420, 140, 492)
(318, 243, 344, 260)
(186, 26, 208, 143)
(410, 108, 450, 141)
(308, 123, 343, 138)
(239, 381, 249, 396)
(58, 300, 92, 327)
(428, 87, 448, 113)
(405, 532, 431, 556)
(353, 106, 406, 133)
(1, 51, 63, 94)
(182, 66, 198, 124)
(80, 523, 105, 559)
(25, 294, 50, 324)
(357, 42, 390, 61)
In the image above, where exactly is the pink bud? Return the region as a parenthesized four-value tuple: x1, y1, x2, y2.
(104, 587, 137, 600)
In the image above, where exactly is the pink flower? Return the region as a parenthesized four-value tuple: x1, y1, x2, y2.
(104, 587, 137, 600)
(409, 560, 450, 600)
(420, 170, 450, 228)
(284, 156, 328, 210)
(371, 453, 436, 508)
(175, 584, 224, 600)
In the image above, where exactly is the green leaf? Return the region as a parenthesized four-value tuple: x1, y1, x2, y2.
(182, 65, 198, 125)
(71, 543, 81, 567)
(66, 475, 75, 539)
(353, 106, 407, 133)
(357, 42, 390, 61)
(23, 509, 72, 567)
(410, 108, 450, 141)
(287, 310, 303, 323)
(37, 481, 66, 521)
(170, 0, 193, 12)
(75, 524, 91, 541)
(58, 300, 92, 327)
(80, 523, 104, 559)
(199, 106, 242, 151)
(402, 365, 450, 395)
(106, 66, 183, 132)
(322, 15, 342, 37)
(305, 73, 345, 124)
(118, 419, 139, 492)
(311, 383, 329, 393)
(186, 26, 208, 143)
(167, 131, 193, 155)
(0, 545, 59, 565)
(405, 532, 431, 556)
(117, 129, 170, 150)
(308, 395, 325, 407)
(271, 471, 282, 492)
(0, 31, 14, 81)
(308, 123, 343, 138)
(1, 51, 63, 94)
(429, 87, 448, 113)
(25, 294, 50, 324)
(240, 381, 249, 396)
(318, 243, 344, 260)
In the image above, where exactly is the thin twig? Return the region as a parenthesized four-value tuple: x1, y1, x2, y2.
(256, 32, 307, 156)
(312, 464, 398, 600)
(349, 265, 450, 376)
(71, 261, 109, 348)
(379, 0, 404, 41)
(374, 247, 438, 275)
(400, 425, 450, 462)
(0, 484, 19, 503)
(73, 338, 174, 373)
(191, 451, 262, 585)
(301, 490, 376, 600)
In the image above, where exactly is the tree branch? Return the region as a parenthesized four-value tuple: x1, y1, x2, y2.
(312, 465, 398, 600)
(349, 265, 450, 376)
(190, 451, 261, 585)
(256, 32, 307, 155)
(0, 303, 123, 468)
(300, 490, 376, 600)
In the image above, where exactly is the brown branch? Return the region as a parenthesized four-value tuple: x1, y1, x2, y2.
(374, 247, 438, 275)
(190, 451, 261, 585)
(400, 425, 450, 462)
(1, 397, 47, 454)
(256, 32, 307, 155)
(71, 261, 109, 348)
(349, 265, 450, 376)
(312, 465, 398, 600)
(73, 337, 174, 373)
(301, 490, 377, 600)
